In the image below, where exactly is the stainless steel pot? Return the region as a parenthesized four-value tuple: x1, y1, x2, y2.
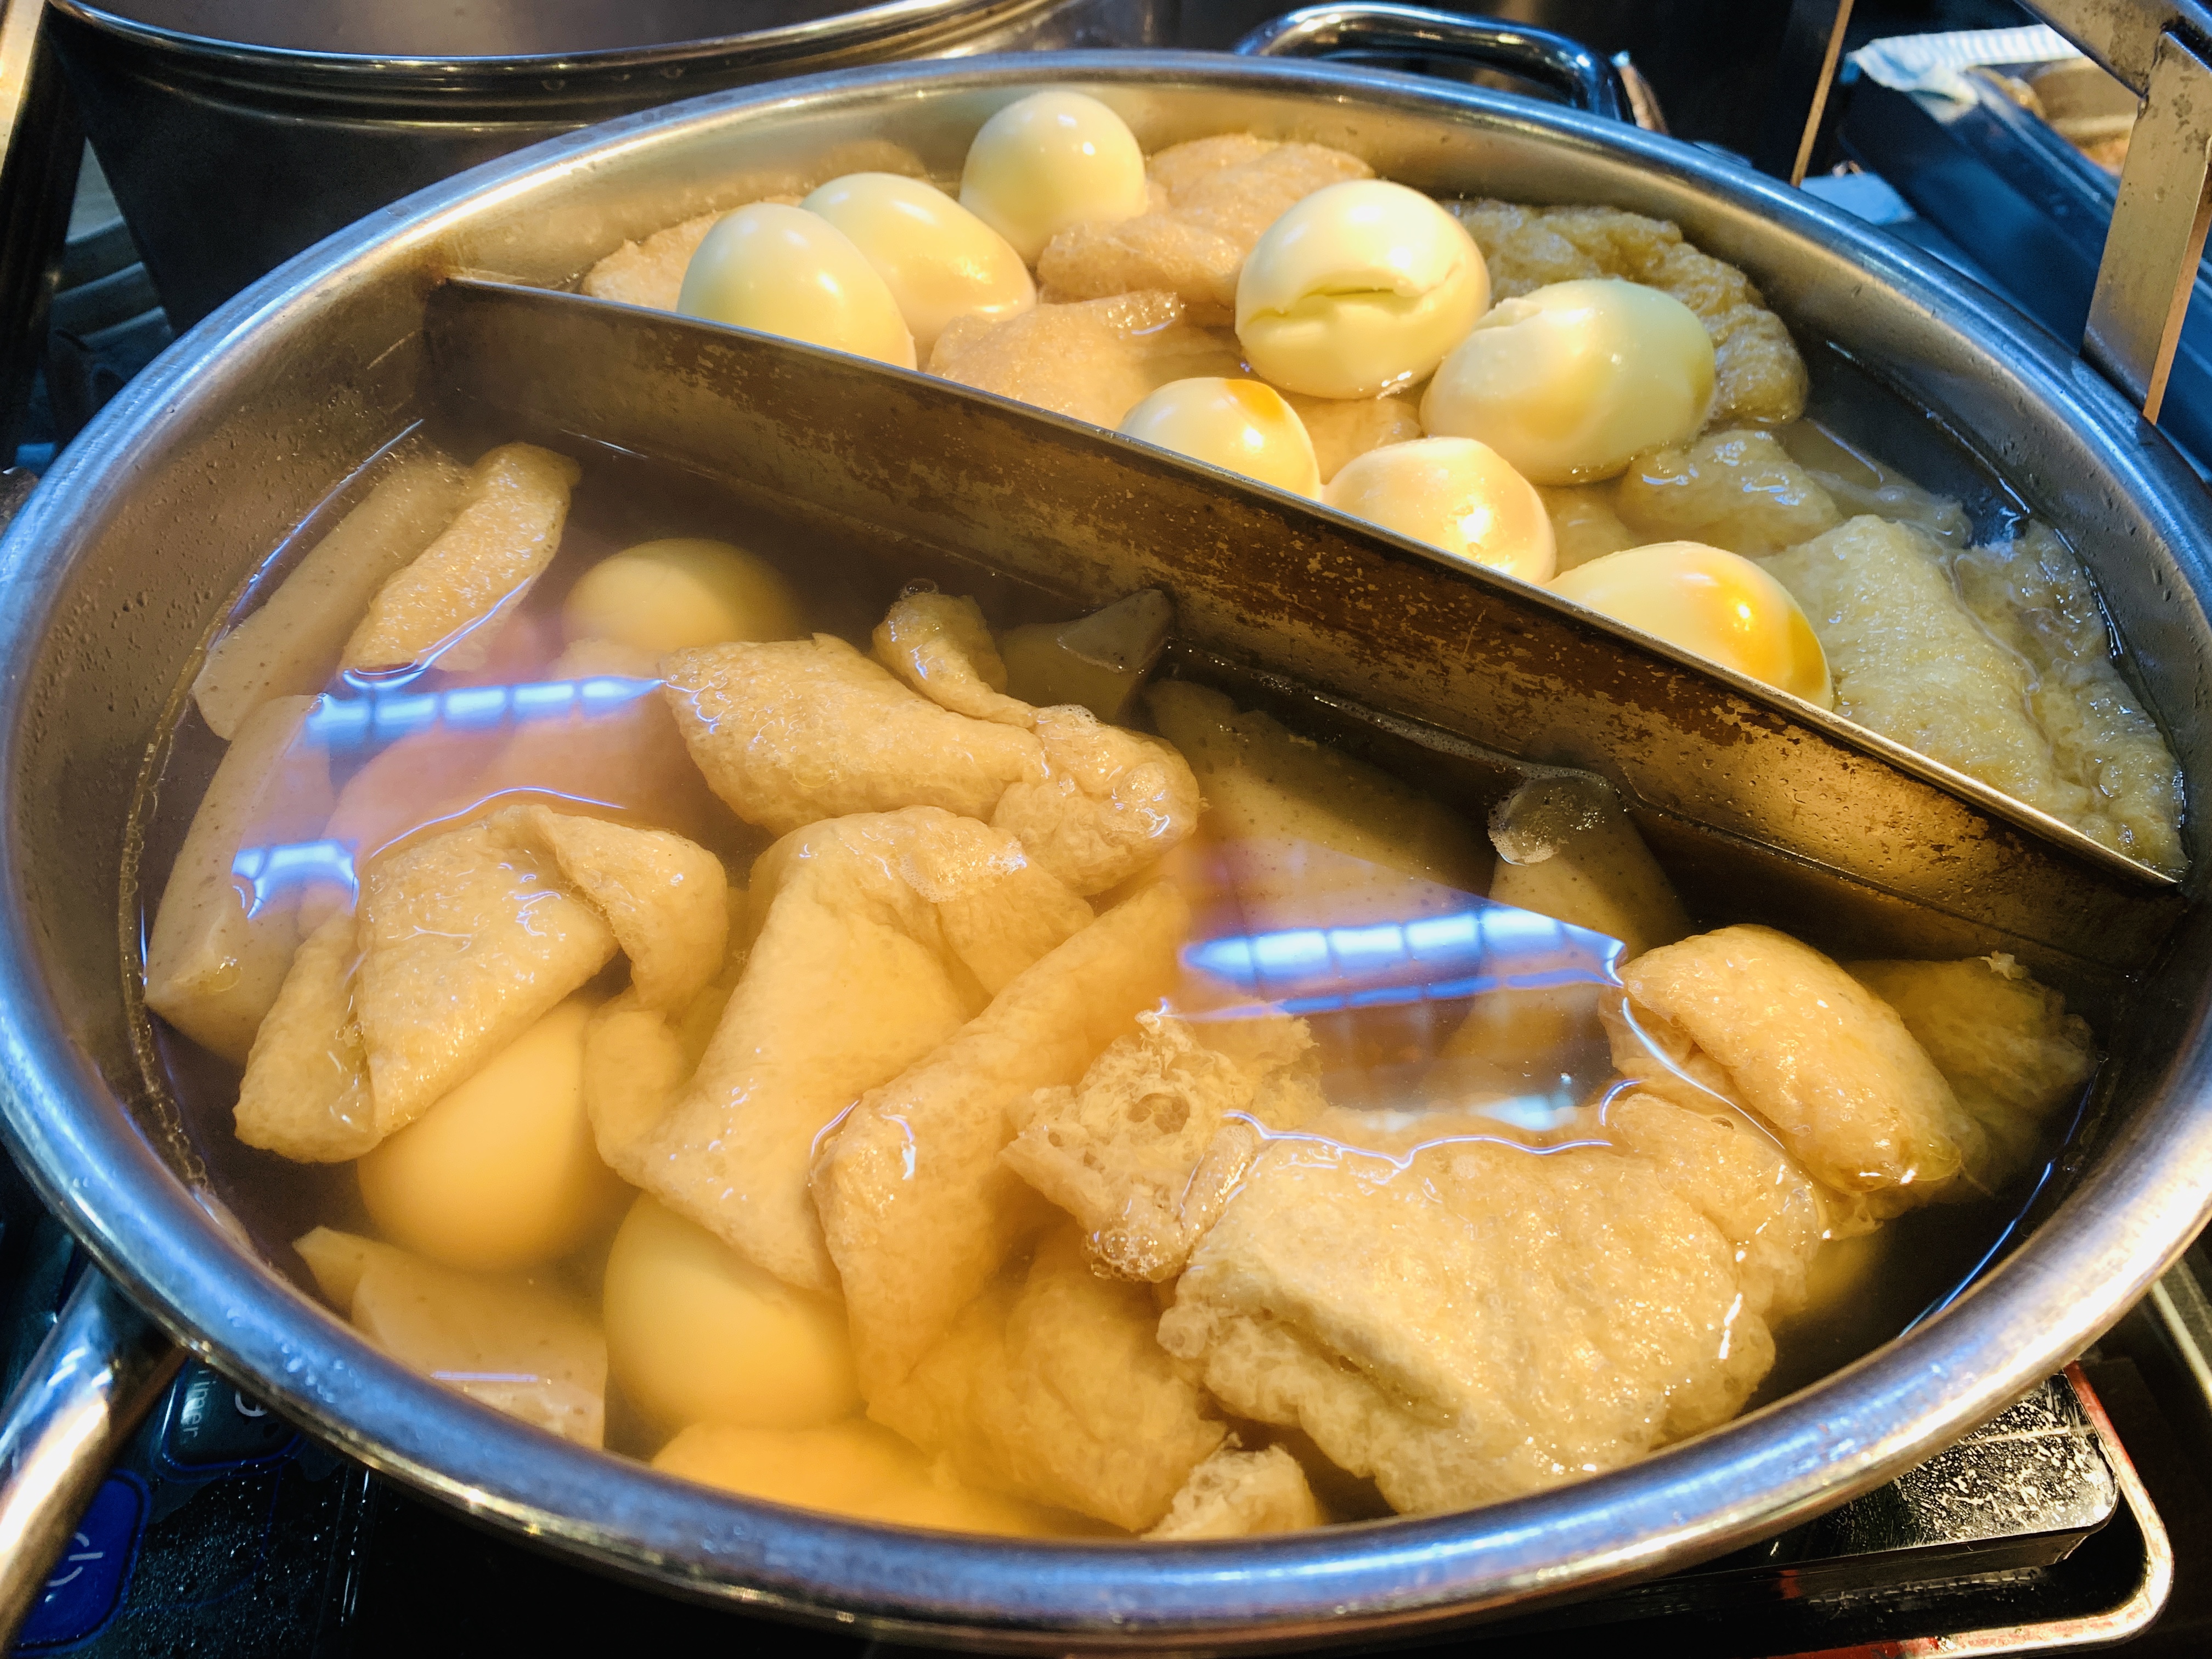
(1, 30, 2211, 1655)
(41, 0, 1174, 326)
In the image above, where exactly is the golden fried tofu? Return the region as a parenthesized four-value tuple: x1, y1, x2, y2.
(489, 806, 727, 1011)
(1484, 776, 1691, 961)
(1280, 392, 1424, 483)
(993, 706, 1203, 895)
(234, 911, 377, 1161)
(662, 634, 1045, 834)
(871, 591, 1030, 725)
(1609, 923, 1978, 1209)
(1451, 200, 1808, 428)
(929, 291, 1245, 428)
(343, 444, 582, 674)
(1001, 1009, 1319, 1281)
(1762, 517, 2092, 827)
(814, 882, 1189, 1399)
(1951, 523, 2185, 871)
(595, 808, 1089, 1292)
(1147, 1442, 1325, 1539)
(1616, 428, 1843, 556)
(581, 211, 719, 311)
(1778, 421, 1971, 548)
(871, 1225, 1224, 1531)
(1157, 1093, 1815, 1515)
(1849, 953, 2096, 1188)
(145, 694, 333, 1063)
(1148, 680, 1489, 932)
(653, 1418, 1102, 1536)
(296, 1227, 606, 1446)
(356, 816, 620, 1130)
(194, 452, 467, 738)
(1539, 483, 1639, 571)
(1038, 134, 1372, 318)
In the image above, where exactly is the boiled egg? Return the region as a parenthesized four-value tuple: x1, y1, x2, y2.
(1421, 278, 1715, 485)
(800, 172, 1035, 353)
(1548, 540, 1833, 706)
(602, 1194, 859, 1434)
(1235, 180, 1489, 400)
(677, 202, 916, 369)
(1324, 436, 1555, 582)
(563, 538, 804, 653)
(355, 997, 628, 1273)
(1118, 377, 1322, 496)
(959, 90, 1148, 264)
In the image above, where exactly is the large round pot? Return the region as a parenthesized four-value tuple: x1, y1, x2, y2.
(2, 47, 2210, 1652)
(42, 0, 1173, 327)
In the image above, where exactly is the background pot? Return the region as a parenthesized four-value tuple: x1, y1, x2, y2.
(42, 0, 1175, 326)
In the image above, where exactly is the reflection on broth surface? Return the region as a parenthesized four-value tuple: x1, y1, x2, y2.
(133, 431, 2103, 1541)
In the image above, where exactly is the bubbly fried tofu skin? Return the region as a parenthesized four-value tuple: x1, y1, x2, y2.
(929, 290, 1244, 429)
(813, 882, 1189, 1400)
(234, 808, 724, 1163)
(1157, 1088, 1826, 1515)
(587, 807, 1090, 1293)
(663, 634, 1046, 832)
(1450, 199, 1808, 429)
(872, 1224, 1226, 1532)
(1606, 923, 1980, 1214)
(1001, 1008, 1321, 1282)
(1281, 392, 1425, 484)
(1146, 1442, 1325, 1539)
(1849, 953, 2095, 1188)
(1038, 134, 1373, 319)
(1950, 523, 2186, 872)
(669, 599, 1201, 896)
(1616, 428, 1843, 556)
(343, 443, 581, 674)
(1762, 518, 2105, 838)
(581, 212, 722, 311)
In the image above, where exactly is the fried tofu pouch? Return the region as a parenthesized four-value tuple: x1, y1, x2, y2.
(1000, 1008, 1323, 1282)
(1605, 923, 1980, 1212)
(1451, 198, 1807, 428)
(236, 807, 725, 1162)
(1037, 134, 1373, 319)
(1147, 1443, 1324, 1539)
(296, 1227, 607, 1446)
(343, 443, 582, 674)
(928, 290, 1243, 428)
(665, 596, 1201, 896)
(812, 881, 1189, 1400)
(1615, 428, 1843, 556)
(1157, 1088, 1827, 1515)
(871, 1224, 1226, 1532)
(1848, 953, 2095, 1187)
(588, 807, 1091, 1293)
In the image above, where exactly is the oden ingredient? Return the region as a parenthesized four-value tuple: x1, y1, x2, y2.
(959, 91, 1149, 264)
(1324, 436, 1555, 582)
(802, 172, 1035, 353)
(678, 203, 917, 369)
(1119, 377, 1322, 498)
(562, 538, 804, 654)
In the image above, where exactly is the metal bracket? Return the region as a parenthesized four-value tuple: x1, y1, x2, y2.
(2085, 27, 2212, 419)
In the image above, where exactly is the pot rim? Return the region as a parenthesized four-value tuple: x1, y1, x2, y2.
(3, 49, 2209, 1647)
(44, 0, 1065, 88)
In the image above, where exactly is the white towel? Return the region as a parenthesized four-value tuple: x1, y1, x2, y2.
(1849, 25, 2081, 102)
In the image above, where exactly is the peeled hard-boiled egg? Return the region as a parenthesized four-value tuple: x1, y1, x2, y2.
(562, 538, 804, 653)
(602, 1194, 860, 1434)
(355, 998, 628, 1273)
(1118, 377, 1322, 497)
(1235, 180, 1489, 400)
(800, 172, 1035, 353)
(1548, 540, 1833, 707)
(959, 90, 1148, 264)
(677, 202, 916, 369)
(1324, 436, 1555, 582)
(1421, 278, 1716, 485)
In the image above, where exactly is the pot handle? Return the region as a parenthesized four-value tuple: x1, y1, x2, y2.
(0, 1265, 180, 1644)
(1232, 3, 1630, 125)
